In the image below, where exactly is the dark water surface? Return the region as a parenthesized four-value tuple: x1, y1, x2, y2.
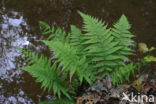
(0, 0, 156, 103)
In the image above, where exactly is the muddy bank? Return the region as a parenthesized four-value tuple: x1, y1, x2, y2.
(0, 0, 156, 103)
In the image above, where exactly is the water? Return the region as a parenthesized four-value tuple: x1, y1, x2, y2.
(0, 0, 156, 103)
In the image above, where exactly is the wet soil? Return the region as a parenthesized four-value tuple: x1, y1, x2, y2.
(0, 0, 156, 103)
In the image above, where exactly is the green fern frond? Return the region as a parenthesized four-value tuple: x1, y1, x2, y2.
(111, 63, 138, 85)
(42, 40, 95, 84)
(78, 11, 106, 33)
(39, 21, 51, 34)
(70, 25, 85, 55)
(20, 49, 71, 99)
(78, 12, 129, 74)
(112, 14, 135, 56)
(39, 21, 66, 42)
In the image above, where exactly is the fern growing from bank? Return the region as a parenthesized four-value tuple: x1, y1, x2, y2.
(19, 11, 138, 103)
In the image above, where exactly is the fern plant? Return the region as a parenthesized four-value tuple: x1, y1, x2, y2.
(111, 62, 141, 85)
(19, 11, 137, 103)
(78, 12, 135, 75)
(20, 48, 71, 99)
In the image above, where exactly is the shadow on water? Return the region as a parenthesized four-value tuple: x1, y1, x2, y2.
(0, 0, 156, 103)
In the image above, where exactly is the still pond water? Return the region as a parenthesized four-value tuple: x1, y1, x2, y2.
(0, 0, 156, 103)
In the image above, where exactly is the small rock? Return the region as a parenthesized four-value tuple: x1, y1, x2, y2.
(119, 100, 128, 104)
(106, 76, 112, 89)
(117, 84, 130, 93)
(110, 88, 120, 98)
(88, 81, 108, 94)
(8, 96, 17, 104)
(19, 90, 24, 96)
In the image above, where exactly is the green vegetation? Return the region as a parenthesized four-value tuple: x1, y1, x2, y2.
(19, 11, 139, 103)
(138, 42, 156, 63)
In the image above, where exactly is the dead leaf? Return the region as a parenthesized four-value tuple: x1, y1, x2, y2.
(86, 101, 93, 104)
(76, 92, 100, 104)
(138, 43, 149, 53)
(76, 97, 83, 104)
(131, 78, 144, 91)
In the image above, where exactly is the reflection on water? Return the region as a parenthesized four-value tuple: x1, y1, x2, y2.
(0, 2, 52, 104)
(0, 0, 156, 103)
(0, 11, 29, 77)
(0, 3, 34, 104)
